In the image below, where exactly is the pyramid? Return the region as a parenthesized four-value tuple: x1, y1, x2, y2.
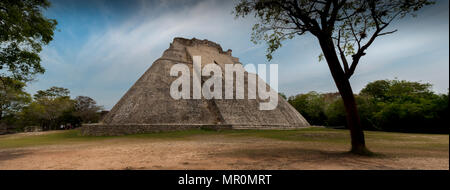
(81, 37, 309, 135)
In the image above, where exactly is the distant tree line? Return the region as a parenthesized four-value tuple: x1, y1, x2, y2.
(1, 78, 103, 132)
(286, 79, 448, 133)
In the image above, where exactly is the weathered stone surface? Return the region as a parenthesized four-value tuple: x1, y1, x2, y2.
(80, 124, 232, 136)
(81, 37, 310, 136)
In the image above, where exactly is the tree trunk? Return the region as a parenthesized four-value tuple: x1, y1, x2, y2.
(317, 36, 371, 155)
(337, 77, 369, 154)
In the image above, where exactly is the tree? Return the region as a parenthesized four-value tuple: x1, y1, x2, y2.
(234, 0, 433, 154)
(22, 87, 74, 130)
(359, 80, 391, 101)
(0, 77, 31, 121)
(360, 79, 446, 132)
(288, 92, 327, 125)
(73, 96, 103, 123)
(18, 87, 103, 130)
(34, 86, 70, 100)
(361, 79, 434, 102)
(0, 0, 57, 82)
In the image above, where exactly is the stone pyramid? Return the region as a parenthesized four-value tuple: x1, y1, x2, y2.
(81, 37, 309, 135)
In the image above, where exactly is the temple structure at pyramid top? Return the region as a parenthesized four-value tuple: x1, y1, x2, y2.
(81, 37, 310, 136)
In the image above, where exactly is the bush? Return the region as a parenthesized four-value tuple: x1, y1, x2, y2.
(288, 92, 327, 126)
(324, 98, 346, 126)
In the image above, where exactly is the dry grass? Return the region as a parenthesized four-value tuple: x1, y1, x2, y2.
(0, 127, 447, 170)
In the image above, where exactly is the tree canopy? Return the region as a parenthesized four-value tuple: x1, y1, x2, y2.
(19, 87, 103, 131)
(0, 0, 57, 82)
(34, 86, 70, 100)
(73, 96, 103, 124)
(0, 76, 31, 120)
(288, 79, 448, 133)
(234, 0, 433, 78)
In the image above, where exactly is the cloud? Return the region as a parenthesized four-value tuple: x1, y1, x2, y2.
(28, 0, 449, 109)
(32, 0, 256, 109)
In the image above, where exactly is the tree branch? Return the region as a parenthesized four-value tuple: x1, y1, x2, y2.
(378, 29, 398, 36)
(337, 29, 350, 74)
(327, 0, 347, 34)
(288, 0, 322, 35)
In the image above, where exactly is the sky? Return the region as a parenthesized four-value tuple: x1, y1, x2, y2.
(27, 0, 449, 110)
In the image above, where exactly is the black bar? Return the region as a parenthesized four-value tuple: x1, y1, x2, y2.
(0, 170, 448, 189)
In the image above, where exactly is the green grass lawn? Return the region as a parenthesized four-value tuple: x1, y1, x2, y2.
(0, 127, 447, 152)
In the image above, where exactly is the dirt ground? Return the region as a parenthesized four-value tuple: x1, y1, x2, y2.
(0, 130, 448, 170)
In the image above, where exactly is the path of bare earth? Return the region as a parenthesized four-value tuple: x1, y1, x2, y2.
(0, 129, 447, 170)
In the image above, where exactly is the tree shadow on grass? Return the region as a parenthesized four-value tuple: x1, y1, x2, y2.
(213, 147, 392, 169)
(219, 147, 385, 159)
(0, 149, 31, 163)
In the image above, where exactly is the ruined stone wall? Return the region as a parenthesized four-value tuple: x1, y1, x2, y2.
(80, 124, 232, 136)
